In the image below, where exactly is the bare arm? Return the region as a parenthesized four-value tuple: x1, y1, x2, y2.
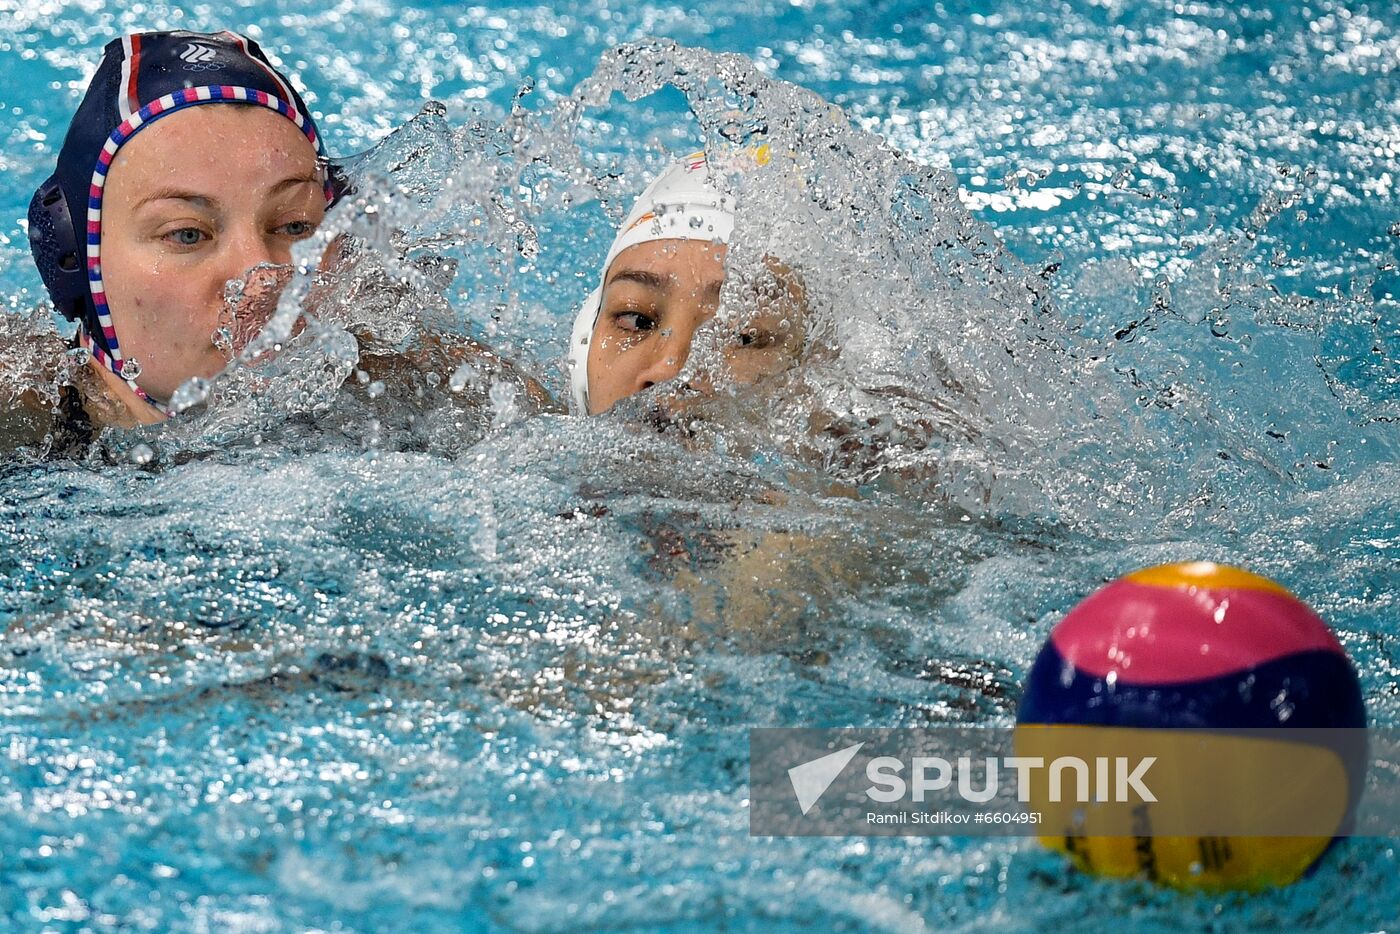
(356, 330, 563, 416)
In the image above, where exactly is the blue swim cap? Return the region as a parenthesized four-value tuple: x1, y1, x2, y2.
(27, 30, 339, 413)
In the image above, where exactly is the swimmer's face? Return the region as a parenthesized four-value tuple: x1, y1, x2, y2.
(99, 105, 326, 400)
(585, 239, 806, 415)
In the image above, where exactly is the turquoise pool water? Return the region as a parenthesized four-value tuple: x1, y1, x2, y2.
(2, 1, 1398, 930)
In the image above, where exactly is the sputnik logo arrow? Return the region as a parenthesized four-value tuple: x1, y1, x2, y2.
(788, 742, 864, 815)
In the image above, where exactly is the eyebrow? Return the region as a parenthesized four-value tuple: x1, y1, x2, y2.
(606, 267, 725, 300)
(133, 188, 216, 211)
(270, 174, 323, 194)
(132, 174, 321, 211)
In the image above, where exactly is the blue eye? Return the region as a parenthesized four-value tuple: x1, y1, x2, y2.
(166, 227, 206, 246)
(281, 220, 316, 237)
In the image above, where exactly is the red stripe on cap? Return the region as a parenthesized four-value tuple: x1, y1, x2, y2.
(221, 30, 298, 105)
(125, 34, 143, 116)
(1049, 579, 1346, 684)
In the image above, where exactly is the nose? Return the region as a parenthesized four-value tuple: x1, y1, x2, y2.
(219, 225, 289, 307)
(223, 222, 282, 273)
(631, 321, 698, 397)
(238, 263, 292, 306)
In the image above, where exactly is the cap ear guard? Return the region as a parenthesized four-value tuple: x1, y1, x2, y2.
(27, 177, 88, 322)
(568, 286, 602, 415)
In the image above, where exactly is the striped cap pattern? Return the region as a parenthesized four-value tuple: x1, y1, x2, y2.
(83, 83, 330, 413)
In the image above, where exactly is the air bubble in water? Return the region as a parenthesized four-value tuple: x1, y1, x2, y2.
(471, 498, 498, 561)
(489, 380, 519, 425)
(169, 376, 211, 414)
(449, 361, 477, 393)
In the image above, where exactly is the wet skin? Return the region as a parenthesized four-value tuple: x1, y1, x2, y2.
(96, 104, 326, 415)
(585, 239, 806, 415)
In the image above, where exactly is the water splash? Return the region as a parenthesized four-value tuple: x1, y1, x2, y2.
(530, 39, 1399, 541)
(1, 21, 1398, 932)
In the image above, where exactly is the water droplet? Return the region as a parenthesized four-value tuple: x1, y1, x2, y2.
(366, 380, 386, 399)
(489, 380, 519, 425)
(449, 361, 477, 393)
(471, 500, 498, 561)
(119, 358, 142, 381)
(168, 376, 210, 413)
(129, 443, 154, 466)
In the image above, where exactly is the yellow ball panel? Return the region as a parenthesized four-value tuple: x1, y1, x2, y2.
(1124, 561, 1293, 596)
(1042, 833, 1331, 892)
(1014, 725, 1350, 891)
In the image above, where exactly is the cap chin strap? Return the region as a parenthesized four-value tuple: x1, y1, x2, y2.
(78, 327, 172, 418)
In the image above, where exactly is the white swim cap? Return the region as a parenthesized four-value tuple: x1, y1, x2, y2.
(567, 150, 737, 415)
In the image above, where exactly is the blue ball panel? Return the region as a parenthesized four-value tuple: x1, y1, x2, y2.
(1017, 644, 1366, 731)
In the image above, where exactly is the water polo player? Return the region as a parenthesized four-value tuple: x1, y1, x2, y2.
(567, 149, 808, 416)
(24, 30, 340, 436)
